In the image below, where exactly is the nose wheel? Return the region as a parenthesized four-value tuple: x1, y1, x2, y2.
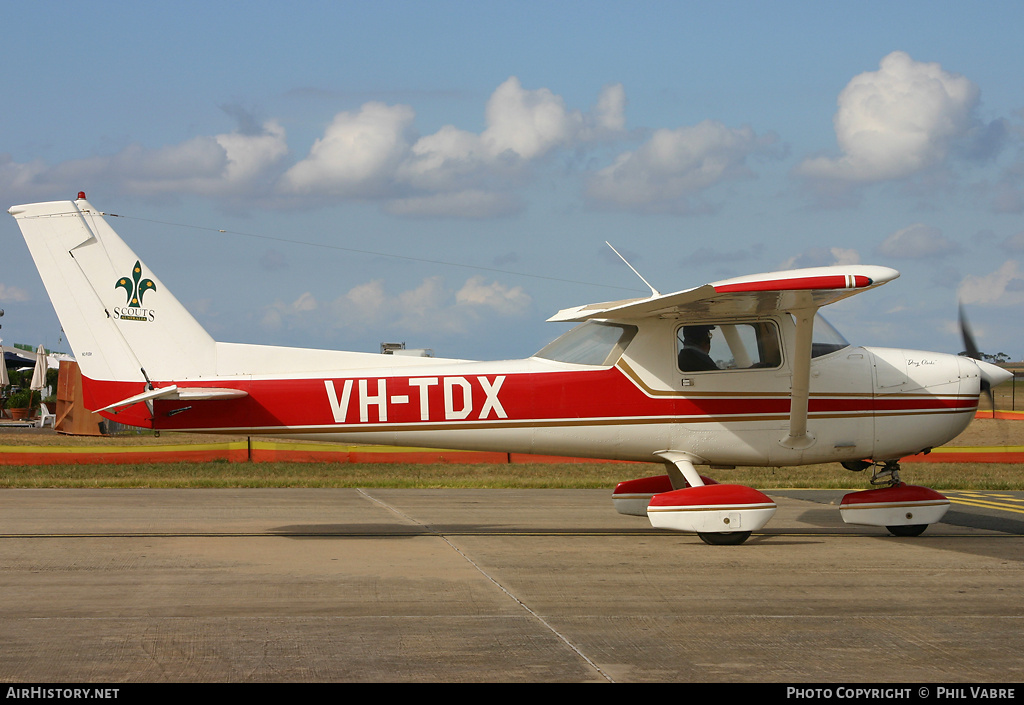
(886, 524, 928, 537)
(840, 462, 950, 535)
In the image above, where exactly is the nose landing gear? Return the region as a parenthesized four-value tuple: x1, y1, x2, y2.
(839, 460, 950, 536)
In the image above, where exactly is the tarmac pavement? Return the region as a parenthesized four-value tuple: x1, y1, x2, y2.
(1, 488, 1022, 683)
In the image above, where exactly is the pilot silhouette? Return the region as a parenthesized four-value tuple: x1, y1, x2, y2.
(677, 325, 718, 371)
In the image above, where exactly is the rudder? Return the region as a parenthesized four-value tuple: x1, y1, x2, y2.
(9, 195, 217, 385)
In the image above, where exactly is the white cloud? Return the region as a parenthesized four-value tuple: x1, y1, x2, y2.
(260, 291, 319, 331)
(958, 260, 1024, 306)
(455, 276, 531, 316)
(829, 248, 862, 266)
(280, 103, 415, 197)
(0, 283, 30, 302)
(2, 120, 288, 200)
(780, 247, 862, 270)
(3, 79, 628, 218)
(0, 155, 51, 199)
(586, 120, 771, 213)
(285, 77, 626, 217)
(876, 223, 960, 259)
(482, 78, 582, 161)
(797, 51, 979, 183)
(588, 83, 627, 134)
(213, 122, 289, 187)
(262, 275, 531, 339)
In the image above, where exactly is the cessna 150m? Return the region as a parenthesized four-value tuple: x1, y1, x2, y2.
(10, 194, 1012, 544)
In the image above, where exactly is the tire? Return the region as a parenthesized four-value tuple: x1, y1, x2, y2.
(887, 524, 928, 537)
(698, 531, 752, 545)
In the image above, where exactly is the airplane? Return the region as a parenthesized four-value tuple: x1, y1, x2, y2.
(9, 193, 1012, 544)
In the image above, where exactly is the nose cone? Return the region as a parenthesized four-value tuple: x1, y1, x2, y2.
(975, 359, 1013, 390)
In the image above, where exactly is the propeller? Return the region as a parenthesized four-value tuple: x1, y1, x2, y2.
(959, 303, 996, 416)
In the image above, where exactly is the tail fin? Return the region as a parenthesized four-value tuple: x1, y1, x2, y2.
(9, 195, 216, 384)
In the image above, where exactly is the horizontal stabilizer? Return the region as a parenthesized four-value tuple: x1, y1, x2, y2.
(97, 386, 248, 413)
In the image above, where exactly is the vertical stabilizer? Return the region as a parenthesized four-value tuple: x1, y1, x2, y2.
(9, 196, 216, 384)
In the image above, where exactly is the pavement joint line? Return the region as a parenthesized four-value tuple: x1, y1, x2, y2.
(1, 531, 1023, 539)
(355, 488, 615, 683)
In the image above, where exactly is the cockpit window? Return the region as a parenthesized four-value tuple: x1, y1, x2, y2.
(810, 314, 850, 358)
(677, 321, 782, 372)
(534, 321, 638, 366)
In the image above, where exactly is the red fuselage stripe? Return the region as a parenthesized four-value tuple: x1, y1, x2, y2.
(81, 365, 974, 432)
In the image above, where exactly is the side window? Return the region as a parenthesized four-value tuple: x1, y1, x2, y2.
(677, 322, 781, 372)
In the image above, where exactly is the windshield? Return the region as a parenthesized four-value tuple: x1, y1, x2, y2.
(534, 321, 638, 366)
(811, 314, 850, 358)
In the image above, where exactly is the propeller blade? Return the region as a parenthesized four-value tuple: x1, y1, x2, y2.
(959, 303, 981, 361)
(959, 303, 1003, 416)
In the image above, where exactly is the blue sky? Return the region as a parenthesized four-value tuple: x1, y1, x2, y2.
(3, 1, 1023, 362)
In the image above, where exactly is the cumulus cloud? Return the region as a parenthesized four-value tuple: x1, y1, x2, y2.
(0, 155, 50, 199)
(72, 120, 288, 198)
(455, 276, 531, 316)
(0, 283, 30, 302)
(260, 291, 320, 331)
(876, 223, 960, 259)
(260, 275, 531, 338)
(797, 51, 984, 184)
(280, 102, 415, 197)
(283, 77, 627, 217)
(1, 117, 288, 201)
(958, 260, 1024, 306)
(482, 78, 585, 160)
(585, 120, 777, 213)
(780, 247, 862, 270)
(395, 78, 626, 215)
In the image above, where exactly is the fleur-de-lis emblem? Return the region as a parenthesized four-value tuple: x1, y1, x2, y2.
(115, 261, 156, 306)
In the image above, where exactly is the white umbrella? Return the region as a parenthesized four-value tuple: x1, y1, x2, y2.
(28, 344, 47, 412)
(30, 344, 47, 391)
(0, 339, 9, 388)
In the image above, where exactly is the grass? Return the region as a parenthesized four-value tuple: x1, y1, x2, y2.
(0, 460, 1020, 490)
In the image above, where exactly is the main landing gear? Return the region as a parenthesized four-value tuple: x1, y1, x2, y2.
(611, 457, 949, 544)
(611, 454, 776, 546)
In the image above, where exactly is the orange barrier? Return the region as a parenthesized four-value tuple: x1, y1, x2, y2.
(902, 446, 1024, 464)
(0, 439, 614, 465)
(975, 409, 1024, 420)
(0, 437, 1020, 465)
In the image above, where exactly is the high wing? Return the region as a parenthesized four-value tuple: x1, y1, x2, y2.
(548, 265, 899, 322)
(549, 264, 900, 453)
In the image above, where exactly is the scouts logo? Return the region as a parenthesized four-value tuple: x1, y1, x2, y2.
(113, 261, 156, 322)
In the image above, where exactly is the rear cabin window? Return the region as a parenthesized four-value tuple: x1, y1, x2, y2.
(534, 321, 638, 366)
(677, 321, 781, 372)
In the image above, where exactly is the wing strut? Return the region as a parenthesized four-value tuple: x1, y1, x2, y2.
(781, 295, 817, 450)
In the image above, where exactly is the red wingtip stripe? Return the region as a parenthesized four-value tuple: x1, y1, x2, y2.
(714, 274, 873, 293)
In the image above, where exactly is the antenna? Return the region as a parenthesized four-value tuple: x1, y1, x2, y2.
(606, 242, 660, 297)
